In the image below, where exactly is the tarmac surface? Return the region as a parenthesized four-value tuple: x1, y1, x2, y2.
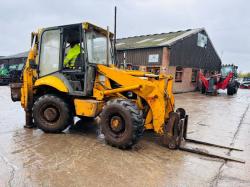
(0, 86, 249, 187)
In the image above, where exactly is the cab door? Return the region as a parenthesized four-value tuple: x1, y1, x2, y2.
(61, 25, 85, 93)
(39, 28, 61, 77)
(38, 25, 87, 95)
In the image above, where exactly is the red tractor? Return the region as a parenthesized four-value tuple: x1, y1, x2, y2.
(199, 64, 239, 95)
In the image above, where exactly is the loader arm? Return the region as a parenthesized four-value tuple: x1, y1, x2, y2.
(95, 65, 245, 163)
(96, 64, 175, 134)
(216, 72, 233, 90)
(21, 34, 38, 127)
(199, 72, 209, 89)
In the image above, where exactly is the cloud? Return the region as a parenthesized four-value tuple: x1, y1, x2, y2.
(0, 0, 249, 72)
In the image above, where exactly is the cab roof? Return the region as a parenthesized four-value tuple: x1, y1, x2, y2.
(38, 22, 114, 37)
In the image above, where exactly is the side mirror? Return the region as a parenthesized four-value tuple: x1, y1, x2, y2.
(29, 60, 38, 69)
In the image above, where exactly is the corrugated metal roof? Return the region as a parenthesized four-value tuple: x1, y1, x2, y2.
(0, 51, 28, 60)
(116, 28, 203, 50)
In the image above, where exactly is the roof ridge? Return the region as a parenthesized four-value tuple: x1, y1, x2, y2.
(117, 28, 200, 40)
(0, 51, 29, 60)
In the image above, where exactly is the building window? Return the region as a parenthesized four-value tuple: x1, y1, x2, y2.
(126, 64, 139, 70)
(191, 69, 198, 82)
(131, 65, 139, 70)
(147, 66, 160, 75)
(175, 66, 183, 82)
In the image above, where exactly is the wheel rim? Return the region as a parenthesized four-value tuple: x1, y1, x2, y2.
(109, 115, 125, 134)
(42, 106, 60, 123)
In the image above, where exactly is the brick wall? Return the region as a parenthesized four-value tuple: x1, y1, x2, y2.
(161, 47, 199, 93)
(167, 67, 199, 93)
(136, 47, 200, 93)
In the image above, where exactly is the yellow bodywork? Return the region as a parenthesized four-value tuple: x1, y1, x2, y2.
(34, 76, 68, 93)
(20, 22, 175, 136)
(74, 99, 104, 117)
(21, 40, 37, 109)
(93, 65, 175, 134)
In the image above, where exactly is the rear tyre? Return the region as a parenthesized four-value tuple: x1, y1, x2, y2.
(33, 94, 73, 133)
(233, 81, 239, 94)
(234, 87, 238, 94)
(201, 83, 206, 94)
(227, 84, 235, 95)
(100, 99, 144, 149)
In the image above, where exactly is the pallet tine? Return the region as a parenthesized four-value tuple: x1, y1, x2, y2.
(179, 144, 245, 163)
(185, 138, 243, 151)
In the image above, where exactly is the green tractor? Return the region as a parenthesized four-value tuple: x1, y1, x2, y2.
(0, 63, 24, 85)
(0, 64, 10, 85)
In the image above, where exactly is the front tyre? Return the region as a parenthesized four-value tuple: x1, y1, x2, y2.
(33, 94, 73, 133)
(100, 99, 144, 149)
(227, 83, 235, 95)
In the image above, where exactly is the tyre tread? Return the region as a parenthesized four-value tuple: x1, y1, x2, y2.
(101, 99, 144, 149)
(33, 94, 72, 133)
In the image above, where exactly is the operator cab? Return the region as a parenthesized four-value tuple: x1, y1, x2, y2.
(38, 22, 113, 95)
(221, 65, 238, 78)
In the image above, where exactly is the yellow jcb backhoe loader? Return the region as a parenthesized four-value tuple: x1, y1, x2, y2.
(10, 22, 244, 163)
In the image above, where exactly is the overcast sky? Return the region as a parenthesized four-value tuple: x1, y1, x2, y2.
(0, 0, 249, 72)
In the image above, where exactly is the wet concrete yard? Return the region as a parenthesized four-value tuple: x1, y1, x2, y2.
(0, 86, 249, 186)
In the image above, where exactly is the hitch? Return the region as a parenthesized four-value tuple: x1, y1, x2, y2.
(162, 108, 245, 163)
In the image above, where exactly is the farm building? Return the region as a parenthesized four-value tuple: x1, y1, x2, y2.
(116, 28, 222, 93)
(0, 51, 28, 66)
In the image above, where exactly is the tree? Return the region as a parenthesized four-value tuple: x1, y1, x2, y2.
(238, 72, 250, 78)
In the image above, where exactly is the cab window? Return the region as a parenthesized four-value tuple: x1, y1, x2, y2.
(39, 29, 61, 77)
(86, 31, 112, 65)
(62, 26, 83, 70)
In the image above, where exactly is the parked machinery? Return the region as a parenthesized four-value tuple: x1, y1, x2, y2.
(199, 64, 240, 95)
(0, 63, 24, 85)
(240, 77, 250, 89)
(10, 22, 244, 163)
(0, 64, 9, 85)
